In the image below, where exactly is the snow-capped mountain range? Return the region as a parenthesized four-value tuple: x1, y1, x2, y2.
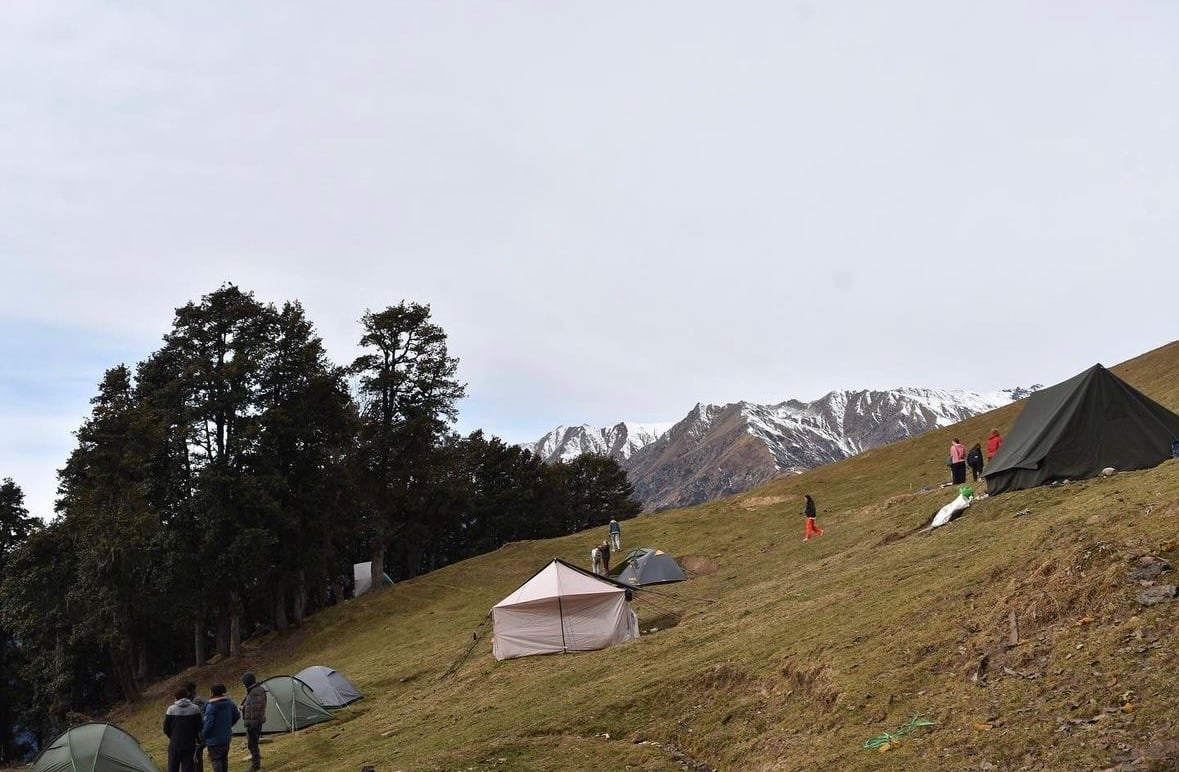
(522, 386, 1035, 512)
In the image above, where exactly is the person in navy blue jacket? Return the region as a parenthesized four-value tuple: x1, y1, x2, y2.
(202, 683, 241, 772)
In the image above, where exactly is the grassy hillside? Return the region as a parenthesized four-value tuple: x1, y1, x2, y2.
(110, 341, 1179, 771)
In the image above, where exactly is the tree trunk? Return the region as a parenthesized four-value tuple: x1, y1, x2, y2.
(292, 571, 306, 625)
(193, 616, 206, 666)
(229, 592, 242, 656)
(405, 543, 424, 579)
(134, 641, 148, 683)
(0, 643, 11, 763)
(229, 614, 241, 657)
(216, 618, 230, 658)
(273, 584, 289, 632)
(371, 544, 386, 592)
(110, 648, 139, 701)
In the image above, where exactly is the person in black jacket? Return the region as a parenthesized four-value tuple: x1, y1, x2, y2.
(240, 672, 268, 772)
(803, 494, 824, 542)
(163, 685, 204, 772)
(966, 443, 985, 482)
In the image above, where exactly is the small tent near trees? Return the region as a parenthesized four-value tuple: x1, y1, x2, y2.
(231, 675, 334, 735)
(610, 548, 687, 586)
(984, 364, 1179, 495)
(491, 559, 639, 661)
(32, 722, 158, 772)
(353, 561, 394, 596)
(294, 665, 364, 708)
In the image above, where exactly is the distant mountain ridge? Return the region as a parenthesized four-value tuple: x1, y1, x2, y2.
(523, 386, 1038, 511)
(520, 421, 674, 463)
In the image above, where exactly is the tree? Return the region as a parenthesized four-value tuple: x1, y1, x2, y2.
(252, 301, 358, 629)
(551, 454, 642, 534)
(351, 303, 465, 583)
(0, 478, 36, 762)
(55, 365, 168, 699)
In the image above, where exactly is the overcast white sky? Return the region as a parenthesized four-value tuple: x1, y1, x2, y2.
(3, 1, 1177, 518)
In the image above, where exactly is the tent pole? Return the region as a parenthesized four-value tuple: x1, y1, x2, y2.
(558, 596, 567, 653)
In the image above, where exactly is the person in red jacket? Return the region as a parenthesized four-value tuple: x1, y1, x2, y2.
(986, 429, 1003, 460)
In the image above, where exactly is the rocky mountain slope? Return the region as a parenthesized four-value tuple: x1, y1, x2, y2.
(525, 387, 1032, 511)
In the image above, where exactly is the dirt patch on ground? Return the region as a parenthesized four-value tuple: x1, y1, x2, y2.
(739, 495, 790, 510)
(681, 555, 719, 576)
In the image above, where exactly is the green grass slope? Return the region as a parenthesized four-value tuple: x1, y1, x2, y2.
(112, 341, 1179, 771)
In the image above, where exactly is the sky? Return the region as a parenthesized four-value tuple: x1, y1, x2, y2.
(2, 1, 1178, 519)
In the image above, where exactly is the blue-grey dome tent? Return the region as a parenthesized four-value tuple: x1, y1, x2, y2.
(610, 547, 687, 586)
(294, 665, 364, 708)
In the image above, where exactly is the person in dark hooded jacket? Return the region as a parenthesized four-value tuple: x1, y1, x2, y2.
(966, 443, 985, 481)
(201, 683, 240, 772)
(803, 494, 824, 541)
(240, 672, 268, 771)
(164, 685, 204, 772)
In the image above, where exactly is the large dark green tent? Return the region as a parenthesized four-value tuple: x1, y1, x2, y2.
(984, 364, 1179, 495)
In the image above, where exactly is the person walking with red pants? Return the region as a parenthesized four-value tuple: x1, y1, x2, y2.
(803, 494, 824, 541)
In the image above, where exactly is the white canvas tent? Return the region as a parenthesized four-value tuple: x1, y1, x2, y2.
(353, 561, 393, 596)
(294, 665, 363, 708)
(491, 559, 639, 661)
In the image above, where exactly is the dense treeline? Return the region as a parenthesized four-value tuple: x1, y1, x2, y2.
(0, 285, 640, 757)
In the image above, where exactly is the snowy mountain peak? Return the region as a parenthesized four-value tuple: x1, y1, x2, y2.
(521, 385, 1021, 511)
(522, 420, 674, 463)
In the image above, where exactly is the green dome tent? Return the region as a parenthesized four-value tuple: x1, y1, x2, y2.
(32, 722, 158, 772)
(231, 675, 334, 735)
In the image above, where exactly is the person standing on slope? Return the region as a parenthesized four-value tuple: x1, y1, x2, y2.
(240, 672, 268, 772)
(966, 443, 985, 482)
(163, 685, 204, 772)
(201, 683, 240, 772)
(949, 438, 967, 485)
(986, 429, 1003, 461)
(608, 518, 622, 551)
(803, 494, 824, 542)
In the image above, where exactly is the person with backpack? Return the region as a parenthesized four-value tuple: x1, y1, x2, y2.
(201, 683, 240, 772)
(163, 685, 204, 772)
(802, 494, 824, 542)
(608, 518, 622, 551)
(966, 443, 985, 481)
(240, 672, 268, 772)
